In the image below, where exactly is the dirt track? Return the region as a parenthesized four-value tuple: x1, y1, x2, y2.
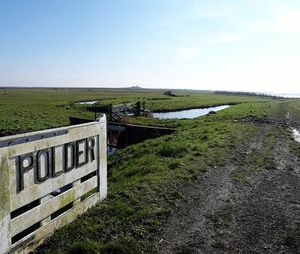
(145, 117, 300, 253)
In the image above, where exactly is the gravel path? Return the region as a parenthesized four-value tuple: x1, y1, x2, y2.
(145, 121, 300, 254)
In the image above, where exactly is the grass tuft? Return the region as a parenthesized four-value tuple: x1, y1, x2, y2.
(158, 143, 188, 157)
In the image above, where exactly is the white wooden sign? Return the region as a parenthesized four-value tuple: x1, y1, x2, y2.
(0, 115, 107, 254)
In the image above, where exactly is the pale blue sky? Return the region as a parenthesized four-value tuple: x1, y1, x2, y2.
(1, 0, 300, 93)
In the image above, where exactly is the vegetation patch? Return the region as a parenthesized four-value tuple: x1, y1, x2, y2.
(230, 168, 248, 183)
(158, 143, 188, 157)
(2, 88, 300, 253)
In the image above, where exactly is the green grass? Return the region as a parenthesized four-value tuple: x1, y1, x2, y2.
(65, 237, 139, 254)
(1, 88, 300, 253)
(0, 88, 280, 133)
(37, 96, 291, 253)
(231, 168, 248, 183)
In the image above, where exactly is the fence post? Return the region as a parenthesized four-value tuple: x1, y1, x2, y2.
(143, 101, 145, 115)
(0, 153, 11, 253)
(98, 115, 107, 200)
(109, 104, 113, 121)
(135, 101, 141, 116)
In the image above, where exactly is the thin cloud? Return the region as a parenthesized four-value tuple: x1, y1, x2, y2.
(248, 3, 300, 33)
(193, 3, 240, 19)
(161, 2, 240, 28)
(146, 42, 203, 63)
(174, 46, 203, 63)
(209, 34, 242, 45)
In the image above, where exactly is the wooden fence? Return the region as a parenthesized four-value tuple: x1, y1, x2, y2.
(0, 115, 107, 254)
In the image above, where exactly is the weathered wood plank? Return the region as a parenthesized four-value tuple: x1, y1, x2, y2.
(11, 193, 99, 254)
(10, 158, 98, 210)
(10, 176, 97, 236)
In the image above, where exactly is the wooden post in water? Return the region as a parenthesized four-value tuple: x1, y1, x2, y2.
(109, 104, 113, 121)
(143, 101, 145, 115)
(135, 101, 141, 116)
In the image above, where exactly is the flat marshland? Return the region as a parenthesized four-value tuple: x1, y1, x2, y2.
(0, 88, 268, 133)
(1, 88, 300, 253)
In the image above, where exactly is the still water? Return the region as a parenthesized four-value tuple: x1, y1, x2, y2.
(77, 101, 98, 105)
(153, 105, 230, 119)
(293, 129, 300, 143)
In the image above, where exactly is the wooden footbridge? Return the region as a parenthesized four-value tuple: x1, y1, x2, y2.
(87, 101, 150, 122)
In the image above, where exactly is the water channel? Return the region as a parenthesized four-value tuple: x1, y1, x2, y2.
(152, 105, 230, 119)
(77, 101, 98, 105)
(293, 129, 300, 143)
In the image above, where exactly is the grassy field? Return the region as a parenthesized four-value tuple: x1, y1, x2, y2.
(0, 87, 275, 133)
(1, 88, 299, 253)
(36, 97, 298, 254)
